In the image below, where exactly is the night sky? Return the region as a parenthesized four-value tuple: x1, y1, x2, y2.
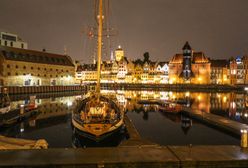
(1, 0, 248, 63)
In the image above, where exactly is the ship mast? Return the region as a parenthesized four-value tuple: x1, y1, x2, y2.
(96, 0, 103, 100)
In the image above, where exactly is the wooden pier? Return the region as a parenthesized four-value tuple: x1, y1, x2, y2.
(182, 106, 248, 137)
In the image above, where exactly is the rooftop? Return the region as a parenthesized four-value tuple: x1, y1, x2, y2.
(0, 46, 74, 67)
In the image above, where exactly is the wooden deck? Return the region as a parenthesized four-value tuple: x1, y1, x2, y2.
(182, 106, 248, 136)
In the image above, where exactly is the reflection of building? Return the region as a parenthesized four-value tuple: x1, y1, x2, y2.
(210, 59, 230, 84)
(0, 46, 75, 86)
(169, 42, 211, 84)
(0, 31, 28, 49)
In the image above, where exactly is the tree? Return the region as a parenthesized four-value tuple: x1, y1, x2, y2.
(143, 52, 150, 63)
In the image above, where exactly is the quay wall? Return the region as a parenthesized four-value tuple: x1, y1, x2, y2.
(1, 83, 246, 94)
(0, 85, 85, 95)
(99, 83, 245, 92)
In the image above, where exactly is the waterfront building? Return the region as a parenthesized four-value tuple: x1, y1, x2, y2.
(133, 60, 143, 83)
(210, 59, 230, 84)
(78, 64, 97, 84)
(0, 31, 28, 49)
(155, 62, 169, 84)
(230, 56, 246, 84)
(169, 42, 211, 84)
(0, 46, 75, 86)
(117, 57, 129, 82)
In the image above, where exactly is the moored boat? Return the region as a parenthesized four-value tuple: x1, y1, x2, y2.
(158, 103, 182, 114)
(71, 0, 124, 141)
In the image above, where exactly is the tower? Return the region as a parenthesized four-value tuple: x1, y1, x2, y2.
(115, 45, 124, 62)
(182, 41, 192, 81)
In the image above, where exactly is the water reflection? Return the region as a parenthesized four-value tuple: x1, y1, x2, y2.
(1, 90, 244, 147)
(102, 90, 248, 124)
(72, 126, 128, 148)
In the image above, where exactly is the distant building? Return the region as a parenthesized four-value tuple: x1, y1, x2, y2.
(210, 59, 230, 84)
(169, 42, 211, 84)
(115, 46, 124, 62)
(0, 46, 75, 86)
(0, 31, 28, 49)
(76, 64, 97, 84)
(230, 55, 248, 84)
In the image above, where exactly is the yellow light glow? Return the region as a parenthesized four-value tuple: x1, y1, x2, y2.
(197, 95, 201, 100)
(223, 96, 227, 103)
(185, 92, 190, 97)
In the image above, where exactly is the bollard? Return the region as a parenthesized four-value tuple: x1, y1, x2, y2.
(241, 129, 248, 148)
(20, 104, 25, 115)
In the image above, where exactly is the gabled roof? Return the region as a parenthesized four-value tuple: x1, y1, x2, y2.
(81, 64, 97, 71)
(210, 59, 229, 68)
(0, 46, 74, 67)
(169, 52, 209, 64)
(158, 61, 169, 67)
(182, 41, 192, 50)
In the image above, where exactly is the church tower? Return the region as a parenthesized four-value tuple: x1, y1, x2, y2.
(115, 45, 124, 62)
(182, 41, 192, 81)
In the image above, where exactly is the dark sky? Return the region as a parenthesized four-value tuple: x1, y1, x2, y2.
(1, 0, 248, 63)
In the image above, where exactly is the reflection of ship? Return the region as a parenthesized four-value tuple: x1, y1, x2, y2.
(72, 0, 123, 141)
(0, 88, 11, 114)
(158, 103, 182, 114)
(72, 125, 128, 148)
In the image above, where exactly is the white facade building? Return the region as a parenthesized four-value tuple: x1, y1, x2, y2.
(0, 31, 28, 49)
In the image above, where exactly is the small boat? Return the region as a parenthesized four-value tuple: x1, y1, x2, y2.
(0, 88, 11, 114)
(72, 0, 123, 141)
(158, 103, 182, 113)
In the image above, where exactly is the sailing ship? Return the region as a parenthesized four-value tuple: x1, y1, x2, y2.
(72, 0, 124, 141)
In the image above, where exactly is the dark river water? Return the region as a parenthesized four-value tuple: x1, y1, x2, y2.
(1, 90, 244, 148)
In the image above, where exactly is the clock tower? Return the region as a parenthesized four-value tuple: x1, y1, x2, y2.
(182, 41, 192, 81)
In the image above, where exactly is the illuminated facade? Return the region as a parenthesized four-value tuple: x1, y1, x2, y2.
(169, 42, 211, 84)
(210, 59, 230, 84)
(230, 55, 248, 85)
(115, 46, 124, 62)
(0, 46, 75, 86)
(0, 31, 28, 49)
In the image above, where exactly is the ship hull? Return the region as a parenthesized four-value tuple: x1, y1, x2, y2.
(72, 115, 124, 142)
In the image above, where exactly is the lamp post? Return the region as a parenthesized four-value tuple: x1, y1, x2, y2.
(241, 129, 248, 148)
